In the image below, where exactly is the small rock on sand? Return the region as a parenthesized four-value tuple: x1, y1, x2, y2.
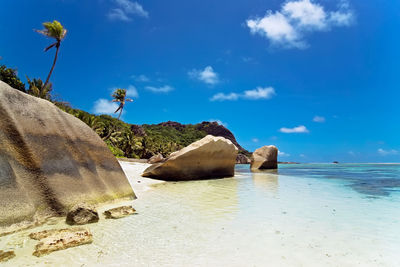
(103, 206, 136, 219)
(30, 228, 93, 257)
(66, 204, 99, 225)
(0, 250, 16, 262)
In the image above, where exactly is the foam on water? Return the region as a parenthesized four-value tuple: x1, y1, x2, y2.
(1, 164, 400, 266)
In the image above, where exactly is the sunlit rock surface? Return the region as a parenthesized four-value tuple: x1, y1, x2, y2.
(0, 81, 135, 234)
(30, 228, 93, 257)
(104, 206, 137, 219)
(0, 250, 16, 262)
(250, 145, 278, 170)
(142, 135, 238, 180)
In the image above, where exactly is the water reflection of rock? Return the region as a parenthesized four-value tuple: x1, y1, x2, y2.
(251, 170, 279, 195)
(153, 177, 239, 221)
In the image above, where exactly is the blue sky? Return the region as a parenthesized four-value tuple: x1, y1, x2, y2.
(1, 0, 399, 163)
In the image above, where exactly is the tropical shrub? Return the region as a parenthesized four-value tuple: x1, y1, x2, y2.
(0, 65, 26, 92)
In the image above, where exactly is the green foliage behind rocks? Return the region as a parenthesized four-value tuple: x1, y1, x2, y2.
(0, 65, 26, 92)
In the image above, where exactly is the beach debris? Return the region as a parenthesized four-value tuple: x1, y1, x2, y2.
(30, 228, 93, 257)
(148, 153, 165, 164)
(66, 204, 99, 225)
(103, 206, 136, 219)
(0, 250, 16, 262)
(142, 135, 238, 181)
(251, 145, 278, 170)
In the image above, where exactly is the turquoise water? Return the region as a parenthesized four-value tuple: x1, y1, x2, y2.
(275, 163, 400, 197)
(2, 163, 400, 266)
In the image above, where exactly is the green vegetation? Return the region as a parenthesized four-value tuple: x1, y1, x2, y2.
(35, 20, 67, 89)
(141, 124, 208, 157)
(0, 65, 26, 92)
(55, 102, 207, 158)
(26, 77, 52, 100)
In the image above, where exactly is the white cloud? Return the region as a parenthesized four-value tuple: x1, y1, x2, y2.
(93, 99, 119, 115)
(210, 87, 276, 101)
(300, 153, 306, 157)
(378, 148, 398, 156)
(283, 0, 327, 29)
(252, 138, 259, 143)
(209, 119, 228, 127)
(108, 8, 131, 21)
(279, 125, 309, 133)
(246, 0, 354, 49)
(247, 11, 304, 49)
(243, 87, 276, 100)
(313, 115, 325, 123)
(278, 151, 290, 157)
(132, 74, 149, 82)
(126, 85, 139, 98)
(189, 66, 219, 85)
(145, 85, 174, 93)
(210, 92, 240, 101)
(108, 0, 148, 21)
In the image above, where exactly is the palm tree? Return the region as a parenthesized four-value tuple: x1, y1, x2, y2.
(35, 20, 67, 90)
(26, 76, 52, 100)
(112, 88, 133, 120)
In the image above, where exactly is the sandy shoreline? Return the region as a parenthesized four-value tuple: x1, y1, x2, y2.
(118, 160, 165, 197)
(1, 163, 399, 266)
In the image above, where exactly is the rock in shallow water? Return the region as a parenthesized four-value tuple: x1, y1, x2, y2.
(251, 145, 278, 170)
(66, 204, 99, 225)
(142, 135, 238, 180)
(30, 228, 93, 257)
(0, 250, 16, 262)
(104, 206, 136, 219)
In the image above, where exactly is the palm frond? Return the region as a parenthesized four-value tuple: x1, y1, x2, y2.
(35, 20, 67, 41)
(44, 42, 57, 52)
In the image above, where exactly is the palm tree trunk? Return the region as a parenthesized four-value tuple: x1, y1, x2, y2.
(118, 107, 123, 120)
(44, 42, 60, 89)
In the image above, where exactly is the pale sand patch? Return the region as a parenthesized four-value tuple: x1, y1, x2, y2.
(118, 160, 165, 197)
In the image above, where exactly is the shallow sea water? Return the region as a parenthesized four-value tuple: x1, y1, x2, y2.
(1, 163, 400, 266)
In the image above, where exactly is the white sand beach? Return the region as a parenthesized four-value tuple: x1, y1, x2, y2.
(1, 162, 400, 267)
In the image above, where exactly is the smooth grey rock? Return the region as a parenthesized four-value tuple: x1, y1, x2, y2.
(142, 135, 238, 180)
(251, 145, 278, 170)
(0, 81, 135, 234)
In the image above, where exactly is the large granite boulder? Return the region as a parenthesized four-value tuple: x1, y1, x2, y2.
(250, 145, 278, 170)
(0, 81, 135, 234)
(142, 135, 238, 180)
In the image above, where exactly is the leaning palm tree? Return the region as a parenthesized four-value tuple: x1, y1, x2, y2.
(112, 88, 133, 120)
(35, 20, 67, 89)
